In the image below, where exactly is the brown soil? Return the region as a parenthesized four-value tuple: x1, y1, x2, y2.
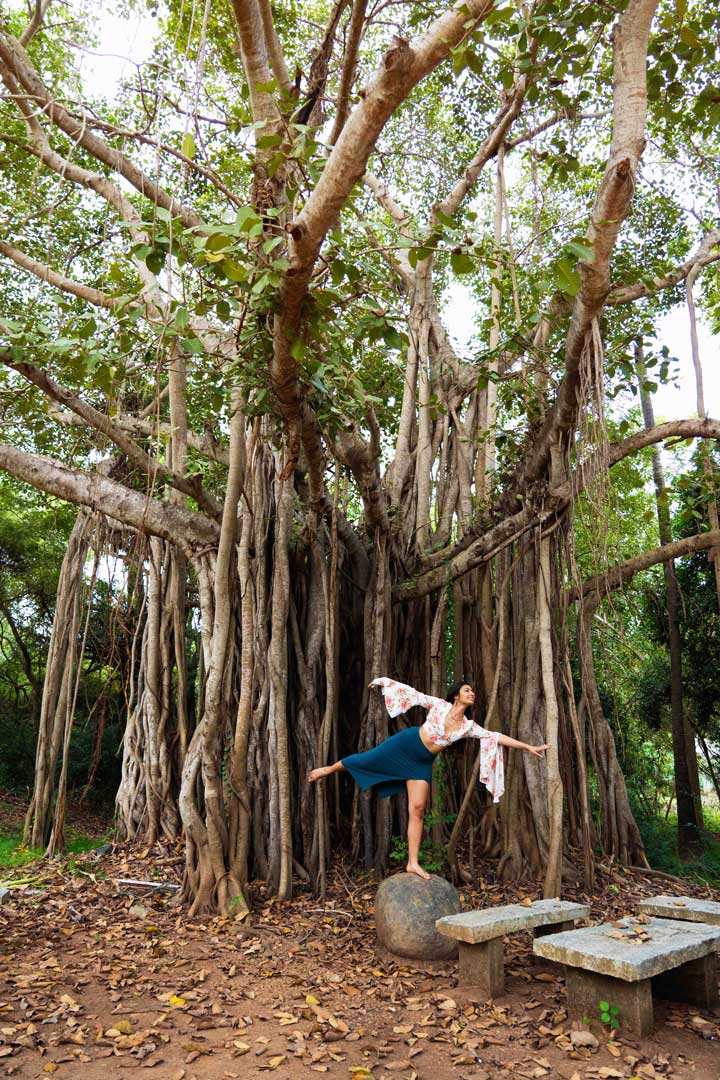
(0, 845, 718, 1080)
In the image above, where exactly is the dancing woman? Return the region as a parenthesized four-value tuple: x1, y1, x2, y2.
(308, 677, 549, 880)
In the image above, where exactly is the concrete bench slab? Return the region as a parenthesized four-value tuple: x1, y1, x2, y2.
(435, 900, 590, 996)
(436, 900, 590, 943)
(533, 916, 720, 1037)
(638, 894, 720, 927)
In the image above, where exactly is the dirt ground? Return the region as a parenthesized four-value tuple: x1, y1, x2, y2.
(1, 842, 719, 1080)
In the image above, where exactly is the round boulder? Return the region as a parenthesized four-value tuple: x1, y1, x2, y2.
(375, 873, 461, 960)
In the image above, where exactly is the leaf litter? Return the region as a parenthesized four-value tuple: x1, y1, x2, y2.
(0, 844, 718, 1078)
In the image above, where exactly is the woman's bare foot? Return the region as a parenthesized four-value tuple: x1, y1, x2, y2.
(308, 766, 333, 782)
(406, 862, 432, 881)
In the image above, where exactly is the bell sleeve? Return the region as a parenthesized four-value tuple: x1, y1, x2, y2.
(467, 722, 505, 803)
(369, 677, 443, 719)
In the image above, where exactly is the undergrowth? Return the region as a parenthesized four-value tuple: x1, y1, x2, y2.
(637, 805, 720, 887)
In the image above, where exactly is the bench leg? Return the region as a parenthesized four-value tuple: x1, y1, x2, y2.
(457, 938, 504, 997)
(653, 954, 719, 1010)
(564, 967, 654, 1038)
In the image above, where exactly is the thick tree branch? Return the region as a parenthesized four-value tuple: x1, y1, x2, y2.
(296, 0, 350, 127)
(329, 0, 368, 145)
(509, 0, 660, 495)
(608, 229, 720, 305)
(0, 445, 220, 553)
(257, 0, 293, 93)
(607, 418, 720, 469)
(393, 503, 540, 600)
(230, 0, 283, 127)
(0, 239, 118, 309)
(575, 530, 720, 604)
(272, 2, 494, 510)
(19, 0, 51, 47)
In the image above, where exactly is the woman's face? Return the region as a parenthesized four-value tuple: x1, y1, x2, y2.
(455, 684, 475, 707)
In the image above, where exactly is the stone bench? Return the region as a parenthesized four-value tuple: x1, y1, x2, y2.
(435, 899, 590, 997)
(533, 916, 720, 1037)
(638, 894, 720, 936)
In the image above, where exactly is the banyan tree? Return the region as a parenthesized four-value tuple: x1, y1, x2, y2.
(1, 0, 719, 913)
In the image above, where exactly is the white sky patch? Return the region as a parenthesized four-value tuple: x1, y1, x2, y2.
(77, 11, 158, 97)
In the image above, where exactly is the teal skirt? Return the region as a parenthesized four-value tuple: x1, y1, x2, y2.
(342, 726, 436, 798)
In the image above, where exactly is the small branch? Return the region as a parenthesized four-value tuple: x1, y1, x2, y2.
(0, 239, 118, 309)
(45, 404, 231, 467)
(1, 356, 222, 519)
(505, 109, 608, 150)
(0, 30, 202, 230)
(436, 74, 529, 221)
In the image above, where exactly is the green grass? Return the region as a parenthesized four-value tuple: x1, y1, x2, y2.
(637, 805, 720, 887)
(0, 830, 103, 870)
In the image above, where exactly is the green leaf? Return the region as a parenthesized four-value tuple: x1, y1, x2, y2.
(236, 207, 263, 232)
(77, 318, 97, 340)
(256, 133, 283, 149)
(180, 337, 204, 355)
(255, 78, 277, 94)
(174, 306, 190, 330)
(599, 1001, 609, 1011)
(451, 251, 475, 275)
(207, 232, 233, 252)
(382, 326, 404, 351)
(290, 339, 306, 362)
(181, 132, 196, 160)
(564, 241, 594, 261)
(554, 258, 580, 296)
(145, 251, 165, 275)
(680, 25, 702, 48)
(220, 259, 246, 282)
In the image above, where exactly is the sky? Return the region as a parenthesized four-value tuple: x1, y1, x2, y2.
(51, 5, 720, 427)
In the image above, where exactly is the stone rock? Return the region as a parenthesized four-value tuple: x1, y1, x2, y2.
(570, 1029, 599, 1050)
(375, 873, 461, 960)
(128, 902, 150, 920)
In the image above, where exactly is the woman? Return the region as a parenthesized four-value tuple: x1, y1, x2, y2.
(308, 677, 550, 880)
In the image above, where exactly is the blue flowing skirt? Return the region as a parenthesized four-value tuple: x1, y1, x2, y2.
(341, 726, 436, 798)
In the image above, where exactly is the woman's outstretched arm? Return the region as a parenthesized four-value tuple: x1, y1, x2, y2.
(497, 732, 549, 757)
(468, 721, 549, 758)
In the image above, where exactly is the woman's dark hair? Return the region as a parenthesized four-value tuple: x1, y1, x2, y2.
(446, 680, 474, 717)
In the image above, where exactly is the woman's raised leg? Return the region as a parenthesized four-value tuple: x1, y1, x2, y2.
(308, 761, 345, 782)
(405, 779, 431, 880)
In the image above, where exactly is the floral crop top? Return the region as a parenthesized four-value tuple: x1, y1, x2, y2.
(370, 677, 505, 803)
